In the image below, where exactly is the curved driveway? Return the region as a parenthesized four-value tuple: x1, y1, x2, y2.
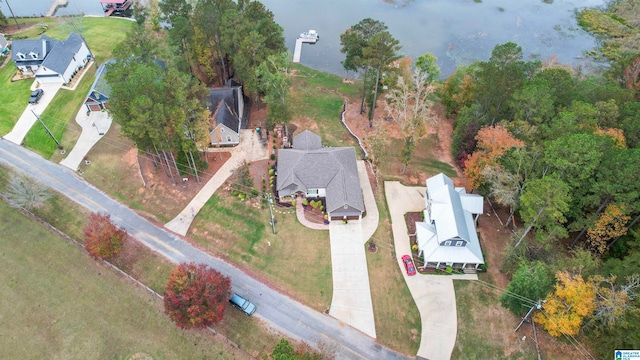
(386, 181, 477, 360)
(0, 138, 410, 360)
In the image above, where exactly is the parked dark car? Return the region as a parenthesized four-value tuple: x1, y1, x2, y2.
(229, 293, 256, 316)
(29, 89, 44, 104)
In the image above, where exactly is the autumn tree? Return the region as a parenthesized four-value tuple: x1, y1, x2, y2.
(534, 271, 597, 337)
(270, 338, 323, 360)
(584, 274, 640, 332)
(364, 122, 388, 180)
(463, 125, 525, 190)
(164, 262, 231, 329)
(4, 174, 51, 210)
(587, 203, 631, 254)
(385, 70, 437, 174)
(83, 213, 127, 260)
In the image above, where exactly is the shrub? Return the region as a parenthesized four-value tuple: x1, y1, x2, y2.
(302, 199, 308, 206)
(291, 200, 296, 206)
(231, 189, 239, 197)
(411, 244, 418, 251)
(269, 168, 275, 176)
(83, 213, 127, 260)
(163, 263, 231, 329)
(251, 189, 259, 197)
(446, 265, 453, 274)
(270, 154, 276, 160)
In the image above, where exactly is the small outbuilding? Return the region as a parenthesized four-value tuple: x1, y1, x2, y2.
(84, 59, 114, 112)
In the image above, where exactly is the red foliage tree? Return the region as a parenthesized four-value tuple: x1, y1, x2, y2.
(163, 262, 231, 329)
(83, 212, 127, 260)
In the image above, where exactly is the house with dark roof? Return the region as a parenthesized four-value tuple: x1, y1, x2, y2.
(416, 173, 485, 271)
(84, 59, 114, 112)
(11, 32, 91, 84)
(276, 130, 365, 221)
(208, 82, 244, 146)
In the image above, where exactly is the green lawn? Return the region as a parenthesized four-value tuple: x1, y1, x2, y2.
(0, 200, 246, 360)
(0, 64, 32, 135)
(190, 194, 334, 312)
(23, 66, 96, 158)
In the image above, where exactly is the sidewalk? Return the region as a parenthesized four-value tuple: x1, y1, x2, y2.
(164, 130, 269, 236)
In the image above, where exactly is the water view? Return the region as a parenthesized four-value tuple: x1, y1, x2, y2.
(1, 0, 606, 76)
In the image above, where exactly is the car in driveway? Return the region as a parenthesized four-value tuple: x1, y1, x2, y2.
(229, 293, 256, 315)
(29, 89, 44, 104)
(402, 254, 417, 276)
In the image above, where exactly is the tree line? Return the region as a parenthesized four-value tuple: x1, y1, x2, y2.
(106, 0, 291, 183)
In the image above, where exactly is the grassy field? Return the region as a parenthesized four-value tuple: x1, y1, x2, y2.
(191, 195, 334, 312)
(24, 66, 96, 157)
(0, 64, 33, 135)
(0, 200, 249, 360)
(368, 193, 422, 354)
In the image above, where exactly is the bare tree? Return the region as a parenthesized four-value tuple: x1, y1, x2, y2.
(4, 174, 51, 210)
(385, 70, 437, 174)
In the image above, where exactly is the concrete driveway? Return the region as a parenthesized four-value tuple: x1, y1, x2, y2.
(385, 181, 476, 360)
(328, 161, 378, 339)
(164, 129, 269, 235)
(4, 82, 63, 145)
(60, 110, 112, 171)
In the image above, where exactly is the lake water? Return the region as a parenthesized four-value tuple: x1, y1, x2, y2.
(1, 0, 606, 77)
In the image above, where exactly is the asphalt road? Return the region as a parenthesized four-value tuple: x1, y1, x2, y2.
(0, 138, 412, 360)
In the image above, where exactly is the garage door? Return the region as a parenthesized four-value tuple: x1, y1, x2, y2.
(88, 104, 101, 112)
(36, 74, 63, 84)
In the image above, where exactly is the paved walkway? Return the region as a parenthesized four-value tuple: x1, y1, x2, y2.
(296, 161, 379, 339)
(164, 129, 269, 235)
(385, 181, 476, 360)
(4, 82, 63, 145)
(60, 110, 111, 171)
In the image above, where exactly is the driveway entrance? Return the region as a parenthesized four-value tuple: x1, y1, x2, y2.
(4, 83, 62, 145)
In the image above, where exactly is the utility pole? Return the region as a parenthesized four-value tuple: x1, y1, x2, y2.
(267, 194, 276, 234)
(514, 300, 543, 332)
(4, 0, 20, 29)
(31, 110, 62, 149)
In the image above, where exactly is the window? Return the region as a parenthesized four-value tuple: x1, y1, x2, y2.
(456, 241, 463, 247)
(226, 136, 232, 142)
(17, 52, 25, 60)
(220, 128, 224, 132)
(444, 241, 451, 246)
(29, 52, 38, 59)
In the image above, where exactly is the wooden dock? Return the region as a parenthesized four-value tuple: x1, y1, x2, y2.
(46, 0, 69, 17)
(293, 38, 304, 63)
(292, 33, 319, 63)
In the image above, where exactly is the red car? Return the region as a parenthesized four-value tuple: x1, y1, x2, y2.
(402, 255, 417, 276)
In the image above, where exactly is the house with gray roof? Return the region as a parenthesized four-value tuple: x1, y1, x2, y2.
(416, 173, 485, 271)
(11, 32, 91, 84)
(276, 130, 365, 221)
(84, 59, 114, 112)
(0, 34, 8, 54)
(208, 82, 244, 146)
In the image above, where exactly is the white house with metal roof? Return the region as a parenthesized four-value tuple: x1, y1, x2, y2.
(11, 33, 91, 84)
(416, 173, 485, 271)
(276, 130, 365, 221)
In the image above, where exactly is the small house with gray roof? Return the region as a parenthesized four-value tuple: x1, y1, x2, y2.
(416, 173, 485, 271)
(276, 130, 365, 221)
(0, 34, 8, 54)
(84, 59, 114, 112)
(208, 81, 244, 146)
(12, 32, 91, 84)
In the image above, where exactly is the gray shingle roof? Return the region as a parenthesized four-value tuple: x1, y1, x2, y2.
(41, 33, 85, 74)
(277, 131, 364, 213)
(11, 35, 57, 63)
(292, 130, 322, 150)
(87, 59, 114, 102)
